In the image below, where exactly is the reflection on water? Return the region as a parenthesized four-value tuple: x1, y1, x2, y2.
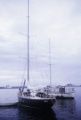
(0, 107, 19, 120)
(0, 107, 57, 120)
(54, 99, 78, 120)
(18, 107, 57, 120)
(56, 99, 76, 114)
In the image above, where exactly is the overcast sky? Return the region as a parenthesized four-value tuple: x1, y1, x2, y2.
(0, 0, 81, 87)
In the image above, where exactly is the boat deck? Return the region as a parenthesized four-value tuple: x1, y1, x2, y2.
(19, 95, 55, 100)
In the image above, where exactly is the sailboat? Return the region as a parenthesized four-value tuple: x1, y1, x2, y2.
(18, 0, 56, 109)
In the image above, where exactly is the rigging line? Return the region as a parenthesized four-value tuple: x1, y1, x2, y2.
(27, 0, 30, 82)
(21, 62, 27, 81)
(49, 39, 52, 86)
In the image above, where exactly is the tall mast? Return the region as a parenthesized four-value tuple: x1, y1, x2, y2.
(27, 0, 29, 82)
(49, 39, 52, 86)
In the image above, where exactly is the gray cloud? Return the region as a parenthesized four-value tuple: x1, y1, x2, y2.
(0, 0, 81, 86)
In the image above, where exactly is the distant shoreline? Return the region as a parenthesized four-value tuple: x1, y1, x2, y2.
(0, 87, 27, 89)
(0, 86, 81, 89)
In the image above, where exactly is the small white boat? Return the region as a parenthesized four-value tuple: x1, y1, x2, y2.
(41, 85, 75, 99)
(52, 86, 75, 99)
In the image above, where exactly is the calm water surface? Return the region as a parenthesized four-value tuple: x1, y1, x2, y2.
(0, 87, 81, 120)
